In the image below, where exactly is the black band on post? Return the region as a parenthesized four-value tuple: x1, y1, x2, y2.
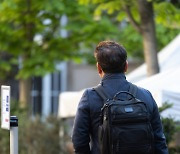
(10, 116, 18, 127)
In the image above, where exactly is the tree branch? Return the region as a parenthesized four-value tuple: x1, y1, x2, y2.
(124, 5, 142, 34)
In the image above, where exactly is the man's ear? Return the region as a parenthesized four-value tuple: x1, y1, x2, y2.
(97, 62, 105, 78)
(97, 62, 103, 74)
(124, 60, 128, 73)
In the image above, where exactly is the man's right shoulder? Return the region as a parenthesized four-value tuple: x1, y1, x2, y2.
(82, 87, 105, 110)
(84, 87, 101, 97)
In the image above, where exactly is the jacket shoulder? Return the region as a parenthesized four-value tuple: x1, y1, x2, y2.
(134, 84, 156, 113)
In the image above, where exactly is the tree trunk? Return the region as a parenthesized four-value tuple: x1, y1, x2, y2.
(138, 0, 159, 76)
(18, 0, 34, 111)
(19, 78, 32, 109)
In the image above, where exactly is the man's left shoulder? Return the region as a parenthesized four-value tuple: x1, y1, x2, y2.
(132, 84, 155, 111)
(135, 85, 152, 97)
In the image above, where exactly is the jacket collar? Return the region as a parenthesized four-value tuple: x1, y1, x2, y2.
(101, 73, 126, 81)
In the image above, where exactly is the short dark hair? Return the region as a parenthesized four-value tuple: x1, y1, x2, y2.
(94, 41, 127, 73)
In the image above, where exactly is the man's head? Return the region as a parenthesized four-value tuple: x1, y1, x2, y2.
(94, 41, 127, 76)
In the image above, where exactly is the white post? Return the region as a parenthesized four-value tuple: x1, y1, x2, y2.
(10, 116, 18, 154)
(42, 74, 52, 118)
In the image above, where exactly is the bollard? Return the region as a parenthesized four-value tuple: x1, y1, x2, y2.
(10, 116, 18, 154)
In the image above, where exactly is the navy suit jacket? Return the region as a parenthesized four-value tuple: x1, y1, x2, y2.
(72, 73, 168, 154)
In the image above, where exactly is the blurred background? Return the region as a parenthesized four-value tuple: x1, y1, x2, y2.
(0, 0, 180, 153)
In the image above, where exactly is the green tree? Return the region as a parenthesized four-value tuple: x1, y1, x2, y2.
(78, 0, 180, 76)
(0, 0, 72, 108)
(0, 0, 119, 109)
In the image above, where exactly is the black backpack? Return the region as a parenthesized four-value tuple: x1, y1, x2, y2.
(94, 83, 154, 154)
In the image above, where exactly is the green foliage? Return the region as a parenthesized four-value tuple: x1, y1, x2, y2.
(159, 102, 180, 152)
(118, 24, 143, 58)
(0, 100, 69, 154)
(161, 117, 180, 153)
(0, 60, 12, 80)
(0, 0, 179, 80)
(63, 2, 121, 64)
(0, 0, 122, 80)
(66, 6, 119, 47)
(154, 2, 180, 29)
(80, 0, 180, 29)
(0, 129, 9, 154)
(0, 0, 69, 79)
(156, 24, 180, 51)
(169, 146, 180, 154)
(78, 0, 180, 61)
(113, 23, 178, 59)
(162, 117, 176, 144)
(94, 1, 122, 17)
(159, 102, 173, 113)
(19, 116, 61, 154)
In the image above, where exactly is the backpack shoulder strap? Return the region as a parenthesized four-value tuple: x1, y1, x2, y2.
(129, 83, 138, 97)
(93, 85, 111, 102)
